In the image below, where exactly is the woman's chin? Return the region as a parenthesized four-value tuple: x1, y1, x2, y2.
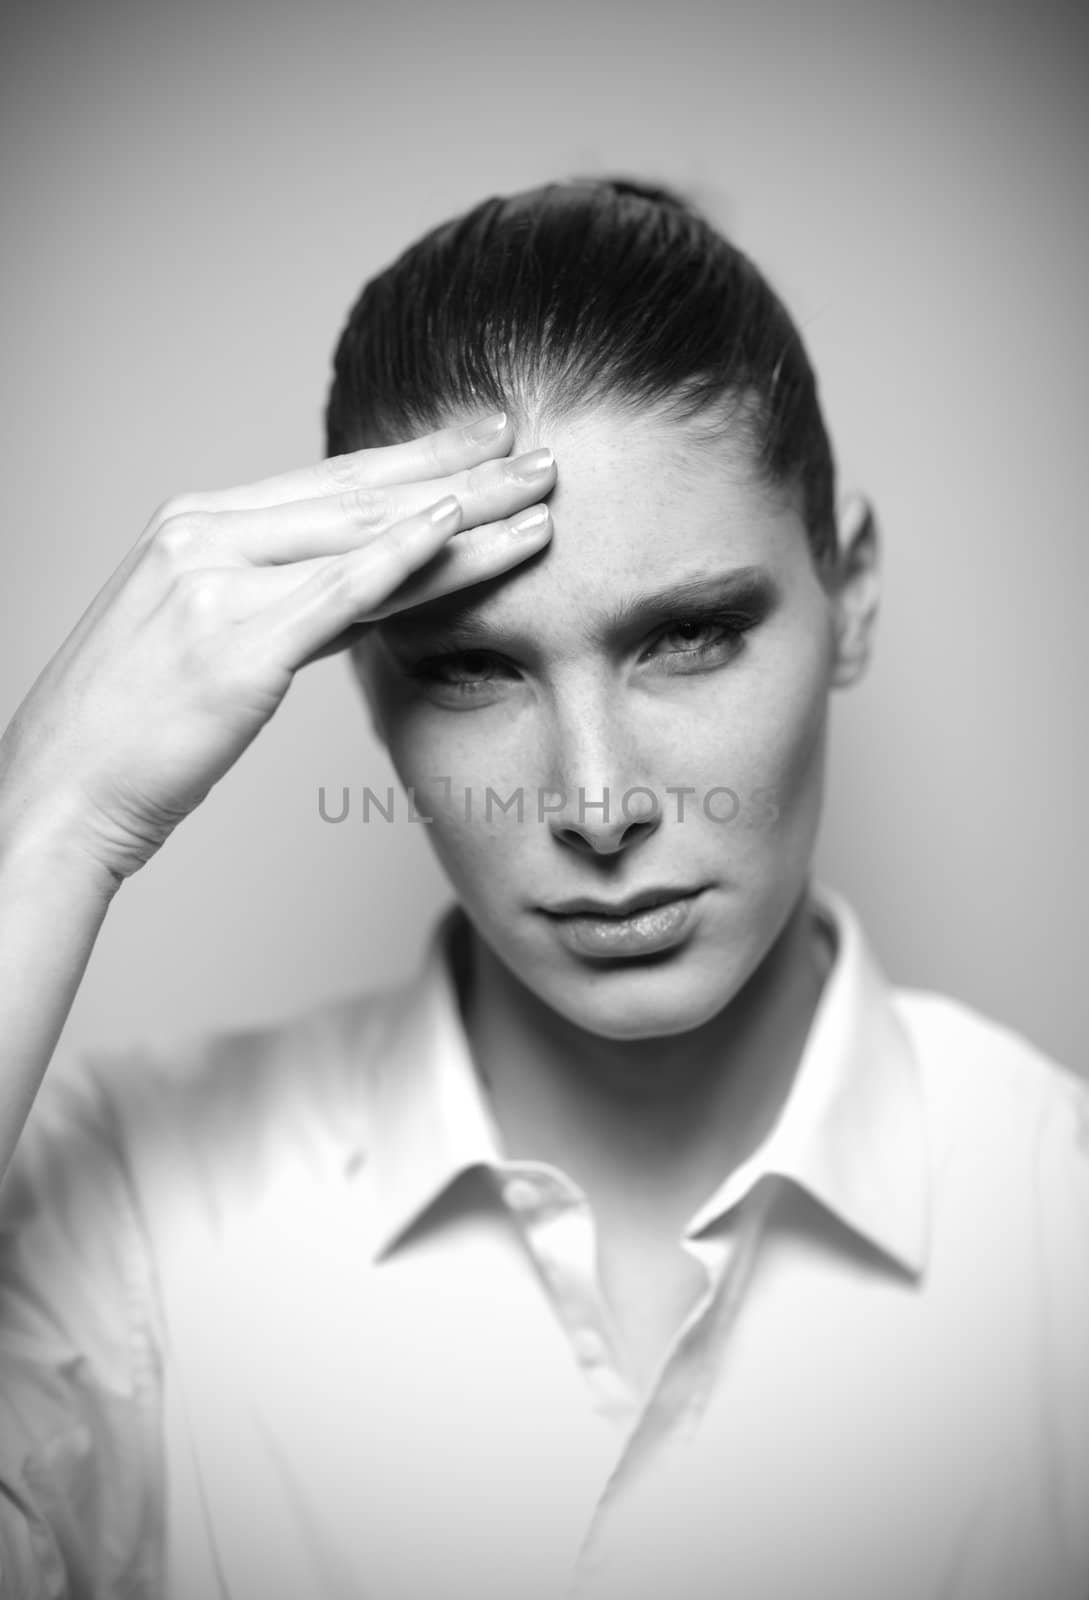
(532, 956, 739, 1043)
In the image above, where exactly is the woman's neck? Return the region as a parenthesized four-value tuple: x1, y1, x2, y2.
(460, 886, 834, 1224)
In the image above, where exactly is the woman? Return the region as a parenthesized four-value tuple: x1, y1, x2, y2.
(1, 178, 1086, 1600)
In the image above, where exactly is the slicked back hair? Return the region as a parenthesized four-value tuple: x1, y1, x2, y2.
(325, 177, 837, 572)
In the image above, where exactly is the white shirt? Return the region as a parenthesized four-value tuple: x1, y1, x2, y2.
(1, 881, 1088, 1600)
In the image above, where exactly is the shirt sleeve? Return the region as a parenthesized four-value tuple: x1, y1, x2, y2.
(0, 1057, 165, 1599)
(1033, 1062, 1089, 1591)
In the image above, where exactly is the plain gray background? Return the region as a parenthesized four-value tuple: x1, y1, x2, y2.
(2, 0, 1086, 1071)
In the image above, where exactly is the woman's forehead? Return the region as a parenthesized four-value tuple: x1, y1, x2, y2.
(506, 400, 757, 487)
(507, 411, 803, 579)
(384, 417, 810, 650)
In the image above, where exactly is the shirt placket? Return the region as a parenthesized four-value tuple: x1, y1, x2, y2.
(496, 1162, 638, 1424)
(566, 1180, 780, 1598)
(494, 1157, 770, 1419)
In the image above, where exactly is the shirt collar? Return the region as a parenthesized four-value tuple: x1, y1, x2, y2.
(684, 883, 930, 1275)
(364, 882, 930, 1277)
(365, 904, 505, 1263)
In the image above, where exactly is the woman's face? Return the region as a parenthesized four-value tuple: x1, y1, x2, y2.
(359, 405, 844, 1041)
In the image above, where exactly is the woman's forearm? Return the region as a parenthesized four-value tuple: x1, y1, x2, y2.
(0, 804, 119, 1182)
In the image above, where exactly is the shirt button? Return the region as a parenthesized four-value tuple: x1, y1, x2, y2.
(502, 1177, 541, 1212)
(572, 1328, 607, 1365)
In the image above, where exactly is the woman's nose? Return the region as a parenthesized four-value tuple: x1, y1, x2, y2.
(541, 695, 662, 858)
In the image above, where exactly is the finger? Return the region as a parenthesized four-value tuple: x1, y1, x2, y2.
(157, 413, 514, 519)
(364, 504, 553, 621)
(289, 501, 556, 666)
(238, 500, 552, 673)
(204, 447, 557, 566)
(172, 501, 556, 633)
(57, 417, 518, 659)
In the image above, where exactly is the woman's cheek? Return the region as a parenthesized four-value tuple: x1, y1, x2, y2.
(386, 713, 538, 883)
(689, 641, 830, 847)
(418, 802, 532, 926)
(749, 658, 831, 849)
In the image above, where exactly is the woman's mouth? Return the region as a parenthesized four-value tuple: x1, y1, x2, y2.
(538, 887, 707, 959)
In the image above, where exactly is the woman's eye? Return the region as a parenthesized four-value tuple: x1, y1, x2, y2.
(411, 650, 513, 699)
(661, 620, 720, 650)
(643, 614, 751, 669)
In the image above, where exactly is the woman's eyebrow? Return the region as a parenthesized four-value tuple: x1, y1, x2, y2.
(386, 566, 777, 654)
(599, 565, 777, 635)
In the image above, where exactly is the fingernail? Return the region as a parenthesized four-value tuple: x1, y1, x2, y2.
(509, 505, 550, 535)
(428, 494, 461, 524)
(463, 411, 508, 445)
(507, 447, 555, 483)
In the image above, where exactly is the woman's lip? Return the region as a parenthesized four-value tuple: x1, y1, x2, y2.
(541, 890, 707, 959)
(540, 887, 705, 919)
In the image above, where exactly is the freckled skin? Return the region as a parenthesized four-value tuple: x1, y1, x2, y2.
(354, 406, 871, 1060)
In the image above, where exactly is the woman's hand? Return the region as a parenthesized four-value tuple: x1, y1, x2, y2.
(0, 414, 555, 887)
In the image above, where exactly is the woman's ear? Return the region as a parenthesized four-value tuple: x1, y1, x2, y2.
(829, 494, 881, 688)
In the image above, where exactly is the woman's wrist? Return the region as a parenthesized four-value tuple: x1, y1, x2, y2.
(0, 786, 124, 907)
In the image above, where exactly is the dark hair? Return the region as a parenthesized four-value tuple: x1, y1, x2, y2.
(325, 176, 836, 570)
